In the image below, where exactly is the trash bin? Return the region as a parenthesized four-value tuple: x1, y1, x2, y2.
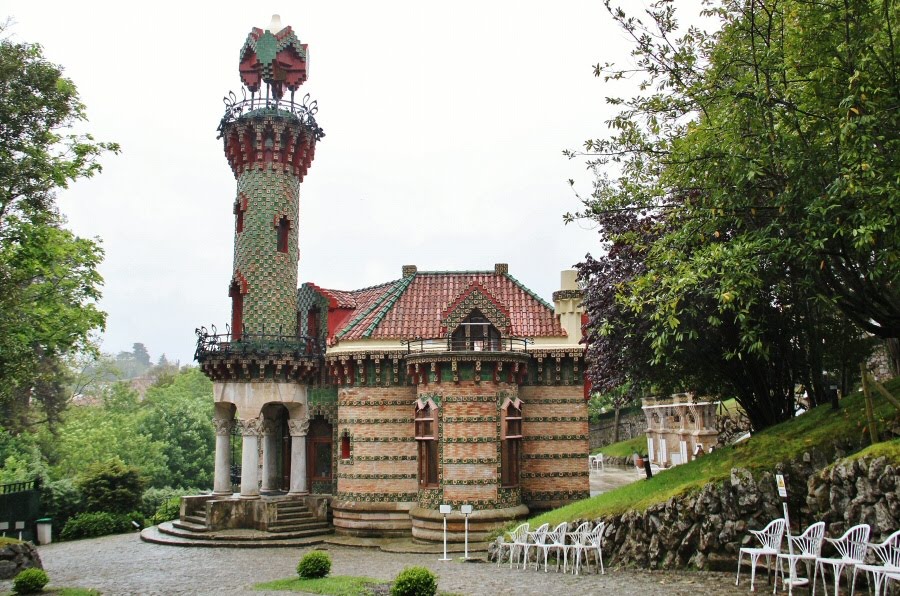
(36, 518, 52, 545)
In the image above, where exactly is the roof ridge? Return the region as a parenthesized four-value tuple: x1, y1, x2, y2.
(335, 276, 411, 339)
(502, 272, 554, 310)
(415, 270, 494, 275)
(360, 275, 416, 338)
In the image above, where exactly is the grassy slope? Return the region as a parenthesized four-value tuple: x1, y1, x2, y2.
(593, 436, 645, 458)
(531, 376, 900, 528)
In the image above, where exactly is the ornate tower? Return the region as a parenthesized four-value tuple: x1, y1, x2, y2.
(195, 15, 324, 501)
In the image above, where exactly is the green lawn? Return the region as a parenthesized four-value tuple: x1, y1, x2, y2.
(532, 376, 900, 528)
(593, 436, 645, 458)
(254, 575, 384, 595)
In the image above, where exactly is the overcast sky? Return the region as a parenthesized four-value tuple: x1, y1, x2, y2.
(4, 1, 704, 365)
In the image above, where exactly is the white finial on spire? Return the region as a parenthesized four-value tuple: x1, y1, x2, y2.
(268, 14, 284, 34)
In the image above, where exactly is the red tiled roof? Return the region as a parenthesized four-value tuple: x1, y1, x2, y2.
(331, 271, 565, 341)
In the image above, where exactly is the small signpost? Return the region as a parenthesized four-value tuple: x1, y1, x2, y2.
(776, 473, 804, 591)
(439, 504, 452, 561)
(460, 504, 473, 559)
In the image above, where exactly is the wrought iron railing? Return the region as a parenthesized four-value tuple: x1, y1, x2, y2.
(194, 324, 324, 362)
(402, 336, 531, 354)
(217, 87, 325, 140)
(0, 479, 39, 495)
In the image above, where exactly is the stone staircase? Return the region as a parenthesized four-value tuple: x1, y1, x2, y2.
(142, 497, 334, 547)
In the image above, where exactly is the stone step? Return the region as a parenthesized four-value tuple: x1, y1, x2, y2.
(157, 521, 333, 542)
(268, 521, 331, 533)
(183, 514, 207, 526)
(141, 525, 329, 548)
(276, 512, 315, 523)
(172, 520, 209, 532)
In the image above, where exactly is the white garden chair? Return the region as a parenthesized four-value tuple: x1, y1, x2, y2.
(496, 522, 530, 569)
(522, 523, 549, 571)
(736, 518, 786, 591)
(566, 522, 592, 575)
(535, 522, 569, 572)
(851, 528, 900, 596)
(773, 521, 825, 595)
(586, 521, 606, 574)
(814, 523, 870, 596)
(590, 453, 605, 471)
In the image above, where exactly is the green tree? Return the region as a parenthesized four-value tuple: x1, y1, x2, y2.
(569, 0, 897, 429)
(142, 369, 215, 489)
(0, 30, 118, 430)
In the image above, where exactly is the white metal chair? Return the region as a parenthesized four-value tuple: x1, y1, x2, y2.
(814, 523, 870, 596)
(773, 521, 825, 595)
(736, 518, 786, 591)
(852, 528, 900, 596)
(586, 521, 606, 574)
(566, 522, 592, 575)
(496, 522, 530, 569)
(522, 523, 549, 571)
(535, 522, 569, 572)
(590, 453, 605, 471)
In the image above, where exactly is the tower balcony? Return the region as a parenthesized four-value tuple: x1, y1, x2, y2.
(194, 325, 324, 383)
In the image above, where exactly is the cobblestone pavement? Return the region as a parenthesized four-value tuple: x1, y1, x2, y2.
(0, 532, 754, 596)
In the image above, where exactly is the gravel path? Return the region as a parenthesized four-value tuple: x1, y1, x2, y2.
(0, 532, 754, 595)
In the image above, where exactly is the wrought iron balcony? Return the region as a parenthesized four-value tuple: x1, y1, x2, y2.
(401, 336, 531, 354)
(217, 88, 325, 140)
(194, 324, 324, 363)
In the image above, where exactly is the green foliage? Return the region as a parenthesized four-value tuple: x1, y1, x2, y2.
(149, 497, 182, 525)
(255, 575, 382, 595)
(40, 478, 84, 533)
(140, 486, 197, 517)
(390, 567, 437, 596)
(141, 369, 214, 488)
(0, 427, 46, 484)
(59, 511, 134, 540)
(12, 568, 49, 594)
(78, 459, 144, 514)
(570, 0, 898, 430)
(297, 550, 332, 579)
(529, 377, 900, 527)
(0, 32, 117, 431)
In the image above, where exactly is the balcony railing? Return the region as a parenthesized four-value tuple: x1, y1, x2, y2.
(217, 88, 325, 140)
(194, 325, 323, 362)
(402, 336, 531, 354)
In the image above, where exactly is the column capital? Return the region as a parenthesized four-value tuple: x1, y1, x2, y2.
(288, 417, 310, 437)
(212, 418, 235, 436)
(260, 418, 277, 437)
(237, 417, 265, 437)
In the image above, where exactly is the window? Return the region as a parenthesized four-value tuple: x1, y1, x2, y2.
(229, 281, 243, 341)
(451, 309, 500, 351)
(340, 432, 351, 460)
(307, 308, 320, 338)
(234, 200, 245, 233)
(415, 402, 438, 487)
(276, 216, 290, 253)
(307, 417, 333, 483)
(501, 400, 522, 487)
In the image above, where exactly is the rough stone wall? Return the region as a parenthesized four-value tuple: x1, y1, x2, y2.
(519, 385, 590, 510)
(491, 452, 900, 570)
(590, 412, 646, 450)
(0, 541, 42, 580)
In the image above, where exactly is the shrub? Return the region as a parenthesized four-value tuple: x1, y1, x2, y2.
(296, 550, 331, 579)
(60, 511, 133, 540)
(78, 459, 144, 514)
(149, 496, 182, 524)
(390, 566, 437, 596)
(40, 478, 84, 534)
(13, 568, 49, 594)
(140, 486, 199, 517)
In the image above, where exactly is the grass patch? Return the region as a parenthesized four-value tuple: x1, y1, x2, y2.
(254, 575, 383, 595)
(593, 435, 645, 457)
(0, 537, 21, 546)
(531, 377, 900, 528)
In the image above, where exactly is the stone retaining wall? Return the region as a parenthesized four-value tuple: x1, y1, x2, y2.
(491, 451, 900, 571)
(0, 541, 42, 580)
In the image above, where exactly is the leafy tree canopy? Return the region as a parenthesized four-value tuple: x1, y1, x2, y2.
(570, 0, 897, 430)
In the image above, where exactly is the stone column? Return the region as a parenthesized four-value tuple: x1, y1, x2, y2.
(260, 419, 279, 493)
(212, 418, 234, 495)
(287, 417, 310, 495)
(238, 417, 263, 499)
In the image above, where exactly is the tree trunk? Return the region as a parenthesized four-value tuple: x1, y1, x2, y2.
(613, 406, 621, 444)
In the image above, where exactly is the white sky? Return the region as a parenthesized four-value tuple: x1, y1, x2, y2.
(3, 1, 705, 365)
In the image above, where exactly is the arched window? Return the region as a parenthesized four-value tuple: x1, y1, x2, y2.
(451, 309, 500, 351)
(276, 216, 290, 253)
(415, 401, 438, 487)
(501, 400, 522, 487)
(229, 281, 243, 341)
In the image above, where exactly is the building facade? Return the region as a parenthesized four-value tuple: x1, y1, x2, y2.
(188, 17, 589, 542)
